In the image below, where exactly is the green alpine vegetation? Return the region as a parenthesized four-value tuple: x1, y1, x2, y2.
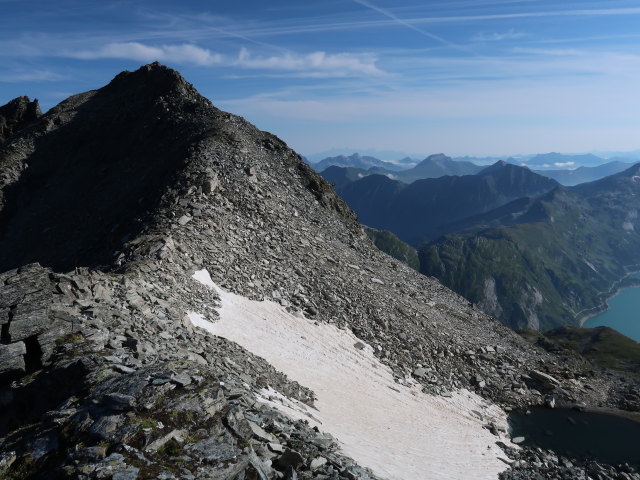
(419, 165, 640, 330)
(364, 226, 420, 271)
(519, 326, 640, 373)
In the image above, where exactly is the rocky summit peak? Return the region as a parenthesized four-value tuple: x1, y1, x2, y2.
(0, 95, 41, 143)
(105, 62, 198, 101)
(478, 159, 521, 175)
(420, 153, 450, 164)
(0, 66, 213, 271)
(0, 64, 353, 272)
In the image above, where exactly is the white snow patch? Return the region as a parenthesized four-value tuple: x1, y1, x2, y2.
(191, 269, 511, 480)
(192, 268, 217, 289)
(186, 311, 211, 330)
(257, 386, 324, 425)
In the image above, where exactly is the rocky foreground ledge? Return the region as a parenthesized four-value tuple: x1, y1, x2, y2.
(0, 63, 638, 479)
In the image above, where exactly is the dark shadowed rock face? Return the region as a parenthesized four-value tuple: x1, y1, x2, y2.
(0, 63, 355, 273)
(0, 96, 41, 144)
(0, 64, 221, 272)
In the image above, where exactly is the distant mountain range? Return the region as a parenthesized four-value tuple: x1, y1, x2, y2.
(323, 153, 640, 331)
(525, 152, 605, 169)
(392, 154, 482, 182)
(317, 153, 482, 183)
(304, 148, 422, 163)
(334, 161, 558, 246)
(311, 153, 410, 172)
(534, 161, 632, 186)
(319, 165, 372, 188)
(420, 164, 640, 330)
(311, 151, 638, 186)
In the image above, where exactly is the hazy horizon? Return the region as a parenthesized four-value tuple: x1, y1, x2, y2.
(303, 147, 640, 163)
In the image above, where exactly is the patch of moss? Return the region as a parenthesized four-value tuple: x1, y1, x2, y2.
(545, 326, 640, 372)
(365, 227, 420, 271)
(135, 418, 158, 430)
(55, 333, 83, 346)
(157, 438, 182, 457)
(183, 434, 203, 444)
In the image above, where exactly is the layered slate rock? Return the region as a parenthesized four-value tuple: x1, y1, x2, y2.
(0, 264, 69, 381)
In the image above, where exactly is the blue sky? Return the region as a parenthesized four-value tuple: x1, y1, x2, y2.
(2, 0, 640, 157)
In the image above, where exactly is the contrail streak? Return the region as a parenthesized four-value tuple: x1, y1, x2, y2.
(353, 0, 476, 55)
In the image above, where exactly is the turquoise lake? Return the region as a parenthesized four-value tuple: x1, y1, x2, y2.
(583, 273, 640, 342)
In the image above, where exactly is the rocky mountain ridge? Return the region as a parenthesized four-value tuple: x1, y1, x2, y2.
(0, 64, 638, 480)
(535, 161, 633, 186)
(333, 161, 558, 246)
(310, 153, 406, 172)
(315, 153, 481, 184)
(394, 153, 482, 182)
(0, 96, 41, 144)
(420, 163, 640, 330)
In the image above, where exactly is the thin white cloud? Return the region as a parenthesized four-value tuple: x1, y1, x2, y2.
(382, 49, 640, 84)
(0, 70, 66, 82)
(234, 48, 382, 76)
(69, 42, 223, 66)
(63, 41, 382, 77)
(472, 29, 525, 42)
(513, 47, 584, 56)
(408, 7, 640, 24)
(168, 6, 640, 39)
(555, 162, 575, 167)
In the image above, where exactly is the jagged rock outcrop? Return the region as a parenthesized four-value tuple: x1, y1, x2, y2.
(0, 64, 637, 479)
(0, 96, 41, 144)
(0, 264, 65, 381)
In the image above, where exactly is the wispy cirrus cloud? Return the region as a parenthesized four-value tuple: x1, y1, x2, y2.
(234, 47, 382, 76)
(158, 6, 640, 39)
(472, 29, 525, 42)
(512, 47, 584, 56)
(406, 7, 640, 24)
(0, 69, 66, 82)
(69, 42, 223, 66)
(63, 41, 383, 77)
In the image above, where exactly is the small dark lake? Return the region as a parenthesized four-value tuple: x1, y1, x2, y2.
(508, 407, 640, 467)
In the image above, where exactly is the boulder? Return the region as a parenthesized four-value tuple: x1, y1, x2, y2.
(0, 342, 26, 378)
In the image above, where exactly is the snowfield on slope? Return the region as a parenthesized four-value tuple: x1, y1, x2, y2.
(190, 269, 511, 480)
